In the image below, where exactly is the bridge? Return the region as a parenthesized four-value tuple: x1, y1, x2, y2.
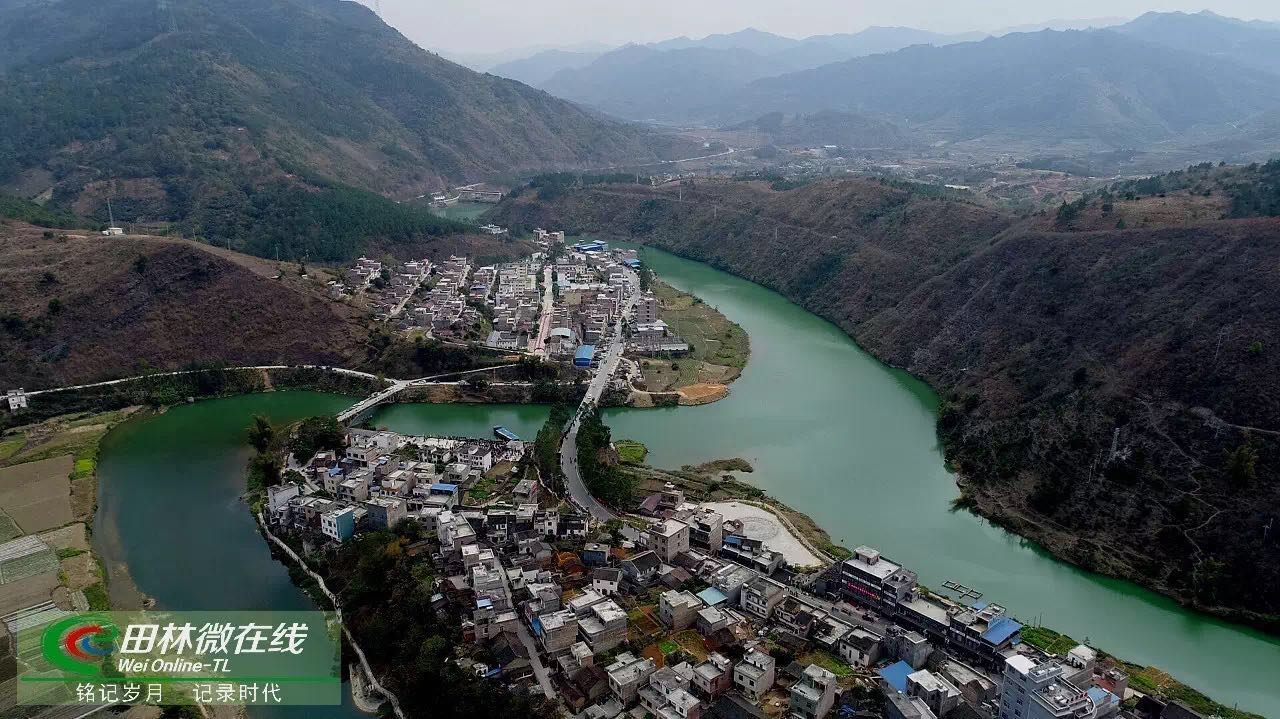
(335, 364, 521, 425)
(6, 363, 522, 424)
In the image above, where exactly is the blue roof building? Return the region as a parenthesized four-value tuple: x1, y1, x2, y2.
(879, 660, 914, 693)
(574, 344, 597, 367)
(697, 587, 729, 606)
(982, 616, 1023, 647)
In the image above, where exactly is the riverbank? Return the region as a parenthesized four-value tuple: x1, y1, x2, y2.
(0, 406, 148, 614)
(623, 279, 749, 408)
(497, 183, 1280, 636)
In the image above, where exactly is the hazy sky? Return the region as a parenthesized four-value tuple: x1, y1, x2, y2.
(358, 0, 1280, 55)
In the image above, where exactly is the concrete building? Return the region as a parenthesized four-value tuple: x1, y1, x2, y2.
(320, 506, 356, 543)
(537, 609, 579, 654)
(659, 589, 704, 630)
(688, 509, 725, 552)
(999, 656, 1096, 719)
(907, 669, 962, 718)
(691, 654, 734, 700)
(650, 519, 691, 562)
(593, 567, 622, 596)
(640, 666, 703, 719)
(733, 649, 775, 701)
(887, 693, 939, 719)
(5, 389, 28, 413)
(267, 483, 300, 514)
(361, 496, 406, 530)
(606, 652, 657, 705)
(579, 599, 628, 653)
(838, 626, 884, 667)
(739, 576, 786, 620)
(789, 664, 838, 719)
(622, 550, 663, 586)
(836, 545, 918, 614)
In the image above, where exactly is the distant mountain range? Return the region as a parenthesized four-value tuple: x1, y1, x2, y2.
(0, 0, 691, 260)
(511, 13, 1280, 155)
(512, 26, 985, 123)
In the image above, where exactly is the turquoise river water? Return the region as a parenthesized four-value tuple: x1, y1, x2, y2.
(93, 246, 1279, 716)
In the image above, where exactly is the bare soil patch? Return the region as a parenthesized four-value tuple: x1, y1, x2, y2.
(0, 456, 72, 533)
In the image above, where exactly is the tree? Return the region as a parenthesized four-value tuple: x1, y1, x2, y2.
(1226, 443, 1258, 486)
(247, 414, 276, 454)
(290, 415, 345, 464)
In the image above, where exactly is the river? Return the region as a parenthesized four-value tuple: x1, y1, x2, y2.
(93, 248, 1279, 716)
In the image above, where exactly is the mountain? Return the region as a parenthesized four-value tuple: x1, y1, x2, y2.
(0, 222, 369, 389)
(729, 29, 1280, 149)
(0, 0, 689, 260)
(492, 171, 1280, 629)
(735, 110, 913, 149)
(648, 27, 800, 53)
(537, 26, 979, 124)
(541, 45, 794, 123)
(1116, 10, 1280, 75)
(993, 16, 1129, 34)
(438, 41, 613, 73)
(770, 26, 984, 68)
(490, 49, 605, 87)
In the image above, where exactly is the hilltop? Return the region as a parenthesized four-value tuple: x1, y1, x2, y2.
(0, 0, 692, 260)
(0, 215, 534, 391)
(491, 175, 1280, 630)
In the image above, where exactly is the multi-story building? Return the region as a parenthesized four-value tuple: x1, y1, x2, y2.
(733, 649, 775, 701)
(999, 656, 1096, 719)
(650, 519, 691, 562)
(790, 664, 838, 719)
(908, 669, 962, 718)
(639, 666, 703, 719)
(691, 654, 734, 700)
(593, 568, 622, 596)
(838, 626, 884, 668)
(887, 693, 939, 719)
(836, 545, 918, 615)
(320, 506, 356, 543)
(579, 599, 628, 653)
(606, 652, 657, 705)
(739, 576, 786, 620)
(536, 609, 579, 654)
(688, 509, 724, 552)
(659, 590, 703, 630)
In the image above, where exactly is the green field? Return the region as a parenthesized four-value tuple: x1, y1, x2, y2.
(616, 440, 648, 464)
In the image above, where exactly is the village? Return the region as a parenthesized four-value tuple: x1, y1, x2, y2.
(321, 230, 693, 370)
(266, 419, 1139, 719)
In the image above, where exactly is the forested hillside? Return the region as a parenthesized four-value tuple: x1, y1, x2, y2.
(0, 0, 690, 260)
(492, 178, 1280, 631)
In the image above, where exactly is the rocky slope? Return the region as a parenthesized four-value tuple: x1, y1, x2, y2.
(492, 178, 1280, 631)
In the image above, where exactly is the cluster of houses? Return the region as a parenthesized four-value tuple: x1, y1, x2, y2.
(545, 241, 640, 359)
(479, 256, 544, 351)
(272, 424, 1185, 719)
(397, 255, 481, 339)
(329, 256, 433, 320)
(267, 428, 527, 543)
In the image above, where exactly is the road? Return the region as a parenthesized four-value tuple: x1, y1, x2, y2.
(22, 365, 385, 396)
(500, 567, 556, 699)
(528, 265, 554, 356)
(559, 269, 641, 524)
